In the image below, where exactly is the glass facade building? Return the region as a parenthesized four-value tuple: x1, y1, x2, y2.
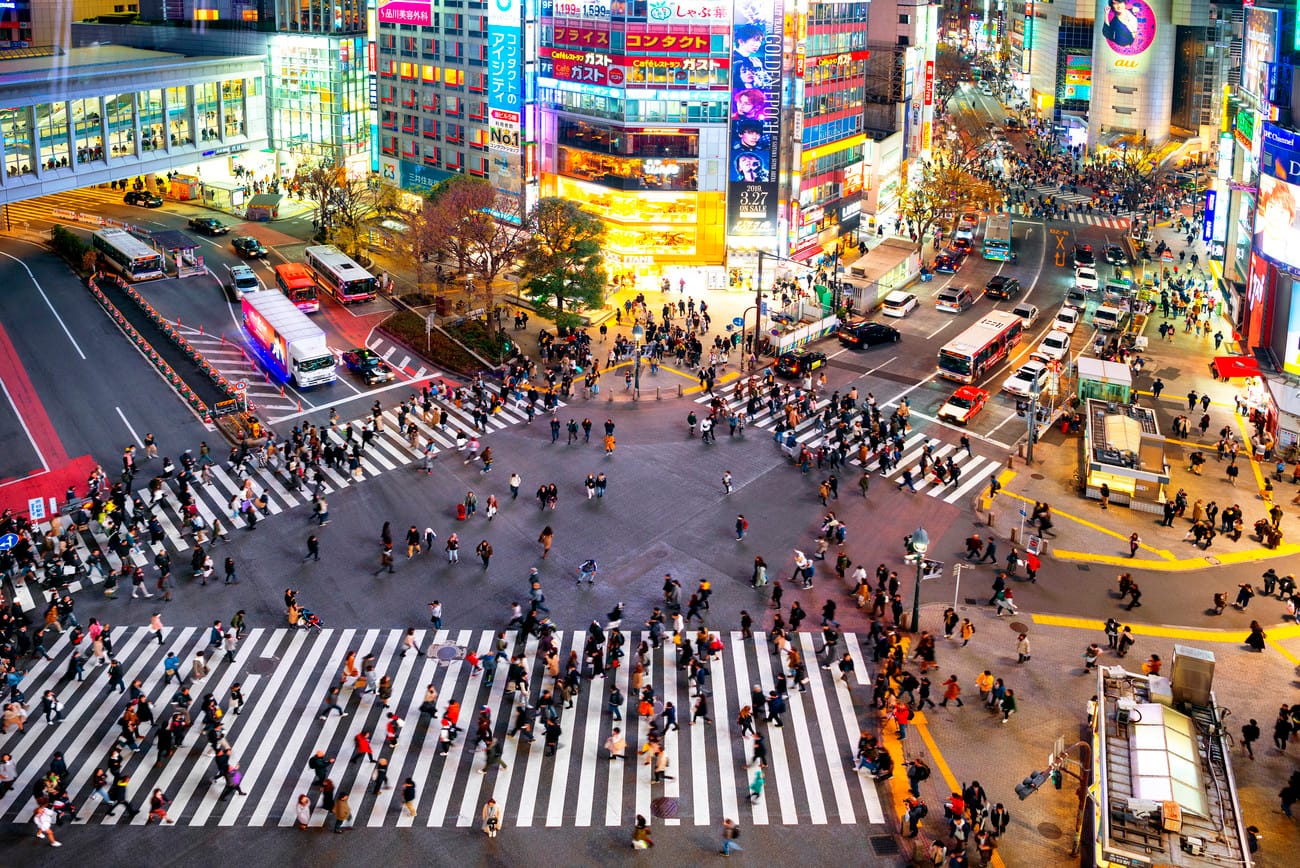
(270, 34, 370, 166)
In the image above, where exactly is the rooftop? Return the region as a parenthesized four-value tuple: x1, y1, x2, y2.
(0, 45, 258, 87)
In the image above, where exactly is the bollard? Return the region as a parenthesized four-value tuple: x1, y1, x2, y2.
(607, 390, 613, 403)
(632, 390, 638, 402)
(656, 386, 662, 401)
(677, 384, 684, 398)
(1007, 455, 1014, 469)
(297, 399, 302, 412)
(1010, 527, 1019, 544)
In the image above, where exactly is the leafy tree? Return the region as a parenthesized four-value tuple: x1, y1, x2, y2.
(898, 143, 1004, 251)
(517, 198, 607, 327)
(1096, 141, 1165, 213)
(423, 177, 532, 319)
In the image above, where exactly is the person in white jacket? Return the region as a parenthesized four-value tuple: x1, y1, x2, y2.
(33, 803, 61, 847)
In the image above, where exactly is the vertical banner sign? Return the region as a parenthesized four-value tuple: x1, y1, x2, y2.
(727, 0, 786, 237)
(489, 0, 523, 157)
(923, 60, 934, 106)
(1202, 190, 1216, 242)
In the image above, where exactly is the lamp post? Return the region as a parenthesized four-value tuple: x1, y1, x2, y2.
(631, 323, 644, 400)
(909, 526, 929, 633)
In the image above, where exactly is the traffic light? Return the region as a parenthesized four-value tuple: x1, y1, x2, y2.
(1052, 769, 1063, 790)
(1015, 770, 1050, 800)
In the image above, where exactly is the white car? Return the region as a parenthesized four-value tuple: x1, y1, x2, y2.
(1052, 307, 1080, 335)
(1001, 360, 1049, 397)
(1075, 267, 1099, 292)
(1030, 330, 1072, 364)
(1011, 302, 1039, 329)
(881, 290, 918, 318)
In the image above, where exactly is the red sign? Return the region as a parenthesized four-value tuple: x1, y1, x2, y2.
(924, 60, 934, 107)
(552, 26, 611, 49)
(1246, 251, 1273, 349)
(809, 50, 871, 68)
(542, 47, 726, 83)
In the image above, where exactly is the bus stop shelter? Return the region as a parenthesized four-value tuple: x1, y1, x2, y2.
(151, 229, 204, 278)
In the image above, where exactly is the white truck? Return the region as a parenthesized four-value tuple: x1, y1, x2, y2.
(225, 262, 263, 299)
(240, 290, 337, 387)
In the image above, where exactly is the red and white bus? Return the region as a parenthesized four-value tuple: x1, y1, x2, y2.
(304, 245, 377, 304)
(937, 311, 1023, 383)
(274, 262, 319, 313)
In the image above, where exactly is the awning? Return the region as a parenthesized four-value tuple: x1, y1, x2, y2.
(1213, 356, 1261, 379)
(790, 241, 825, 263)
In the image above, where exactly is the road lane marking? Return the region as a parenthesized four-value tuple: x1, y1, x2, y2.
(0, 250, 87, 359)
(115, 406, 144, 448)
(0, 377, 50, 471)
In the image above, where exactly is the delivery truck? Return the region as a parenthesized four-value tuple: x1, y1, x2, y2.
(241, 290, 337, 387)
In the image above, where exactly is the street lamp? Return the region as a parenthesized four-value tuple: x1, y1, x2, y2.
(909, 526, 929, 633)
(631, 323, 644, 400)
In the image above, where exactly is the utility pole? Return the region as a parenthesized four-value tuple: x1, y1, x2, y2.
(1025, 380, 1039, 464)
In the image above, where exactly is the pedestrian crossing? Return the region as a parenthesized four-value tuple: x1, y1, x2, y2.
(1006, 202, 1130, 229)
(13, 391, 560, 612)
(0, 627, 887, 829)
(2, 186, 143, 231)
(693, 392, 999, 505)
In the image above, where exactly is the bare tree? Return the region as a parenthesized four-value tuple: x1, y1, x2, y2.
(463, 192, 532, 319)
(295, 161, 375, 257)
(898, 144, 1004, 250)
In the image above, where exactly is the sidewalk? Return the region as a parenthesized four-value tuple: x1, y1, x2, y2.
(888, 602, 1295, 868)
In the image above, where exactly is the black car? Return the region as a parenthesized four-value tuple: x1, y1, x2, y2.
(933, 252, 964, 273)
(1073, 244, 1095, 268)
(341, 348, 396, 385)
(1103, 244, 1128, 265)
(231, 236, 268, 258)
(984, 276, 1022, 300)
(188, 216, 229, 236)
(774, 350, 827, 378)
(123, 191, 162, 208)
(838, 321, 900, 349)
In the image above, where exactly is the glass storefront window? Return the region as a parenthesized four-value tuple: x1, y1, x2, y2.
(71, 98, 104, 165)
(166, 86, 191, 147)
(222, 79, 247, 139)
(140, 89, 164, 152)
(557, 145, 697, 191)
(105, 94, 135, 158)
(196, 82, 220, 142)
(2, 107, 33, 177)
(557, 177, 698, 224)
(36, 103, 69, 171)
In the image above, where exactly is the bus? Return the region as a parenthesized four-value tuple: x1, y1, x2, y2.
(303, 245, 377, 304)
(274, 262, 320, 313)
(982, 213, 1012, 261)
(938, 311, 1023, 382)
(92, 228, 166, 281)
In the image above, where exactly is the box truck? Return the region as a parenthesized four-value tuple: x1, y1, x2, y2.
(241, 290, 336, 387)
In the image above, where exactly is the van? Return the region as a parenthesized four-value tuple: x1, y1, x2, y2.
(881, 290, 918, 318)
(225, 263, 263, 299)
(1094, 305, 1126, 332)
(935, 286, 976, 313)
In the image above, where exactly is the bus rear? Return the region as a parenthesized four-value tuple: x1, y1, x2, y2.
(274, 263, 320, 313)
(982, 214, 1013, 261)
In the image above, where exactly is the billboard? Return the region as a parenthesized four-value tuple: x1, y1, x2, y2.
(646, 0, 730, 24)
(1100, 0, 1156, 56)
(726, 0, 785, 238)
(1255, 122, 1300, 273)
(489, 0, 523, 158)
(378, 0, 432, 26)
(1064, 54, 1092, 101)
(1242, 8, 1279, 102)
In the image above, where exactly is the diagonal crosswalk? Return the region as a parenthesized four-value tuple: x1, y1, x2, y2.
(11, 392, 560, 612)
(0, 628, 887, 829)
(693, 391, 999, 505)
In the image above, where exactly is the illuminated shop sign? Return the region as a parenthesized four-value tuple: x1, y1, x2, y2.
(646, 0, 729, 23)
(552, 26, 612, 48)
(727, 0, 785, 238)
(551, 0, 612, 20)
(625, 32, 712, 52)
(378, 0, 432, 26)
(489, 0, 523, 157)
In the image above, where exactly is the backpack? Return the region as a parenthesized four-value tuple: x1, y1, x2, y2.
(742, 519, 749, 530)
(916, 762, 932, 781)
(914, 801, 929, 818)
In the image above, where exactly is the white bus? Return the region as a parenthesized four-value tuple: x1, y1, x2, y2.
(92, 228, 166, 281)
(938, 310, 1023, 382)
(303, 245, 377, 304)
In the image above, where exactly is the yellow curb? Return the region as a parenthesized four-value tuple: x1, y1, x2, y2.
(682, 370, 741, 395)
(1030, 614, 1300, 643)
(1049, 542, 1300, 570)
(1268, 640, 1300, 666)
(915, 716, 1007, 868)
(994, 489, 1171, 557)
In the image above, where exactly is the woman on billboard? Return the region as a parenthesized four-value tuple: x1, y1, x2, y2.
(1256, 174, 1299, 267)
(1102, 0, 1156, 55)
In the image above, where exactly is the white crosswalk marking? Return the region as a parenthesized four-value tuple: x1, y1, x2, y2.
(693, 391, 999, 505)
(3, 628, 887, 829)
(1005, 200, 1131, 229)
(16, 393, 561, 607)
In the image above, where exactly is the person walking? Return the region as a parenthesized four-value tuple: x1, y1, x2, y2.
(1000, 688, 1017, 723)
(939, 675, 963, 707)
(1128, 533, 1140, 557)
(720, 817, 743, 855)
(1241, 718, 1260, 760)
(747, 764, 766, 802)
(304, 535, 320, 562)
(481, 798, 501, 837)
(332, 793, 351, 833)
(33, 803, 61, 847)
(1016, 633, 1031, 663)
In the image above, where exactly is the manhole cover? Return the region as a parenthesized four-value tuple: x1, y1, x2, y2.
(651, 797, 678, 819)
(1030, 473, 1046, 480)
(1037, 821, 1063, 839)
(1009, 621, 1029, 633)
(247, 656, 278, 675)
(963, 597, 979, 606)
(1076, 564, 1092, 571)
(869, 835, 901, 855)
(427, 644, 463, 661)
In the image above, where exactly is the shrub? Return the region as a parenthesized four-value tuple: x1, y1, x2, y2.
(50, 225, 91, 272)
(378, 310, 482, 374)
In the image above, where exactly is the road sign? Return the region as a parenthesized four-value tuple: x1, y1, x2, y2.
(0, 533, 17, 551)
(233, 381, 248, 392)
(28, 497, 45, 521)
(1019, 508, 1028, 517)
(732, 317, 744, 328)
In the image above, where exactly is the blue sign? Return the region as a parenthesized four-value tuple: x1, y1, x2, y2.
(0, 533, 17, 551)
(1202, 190, 1216, 243)
(400, 160, 451, 195)
(732, 317, 744, 327)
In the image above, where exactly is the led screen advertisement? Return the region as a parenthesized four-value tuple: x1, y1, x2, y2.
(1242, 8, 1279, 101)
(489, 0, 523, 157)
(1064, 54, 1092, 101)
(1254, 122, 1300, 274)
(1095, 0, 1164, 75)
(726, 0, 785, 238)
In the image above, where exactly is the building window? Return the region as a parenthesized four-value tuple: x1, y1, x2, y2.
(2, 107, 34, 177)
(71, 98, 105, 166)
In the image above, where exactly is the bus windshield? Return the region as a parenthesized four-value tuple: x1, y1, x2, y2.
(938, 352, 973, 377)
(274, 263, 319, 313)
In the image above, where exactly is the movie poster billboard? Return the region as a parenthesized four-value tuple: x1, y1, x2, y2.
(1255, 122, 1300, 274)
(726, 0, 785, 238)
